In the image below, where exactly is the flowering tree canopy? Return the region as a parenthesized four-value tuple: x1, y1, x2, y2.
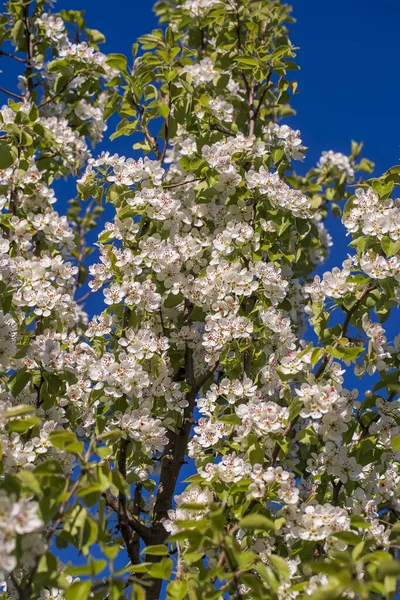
(0, 0, 399, 599)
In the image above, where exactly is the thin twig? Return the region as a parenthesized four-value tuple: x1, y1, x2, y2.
(103, 490, 150, 543)
(0, 86, 24, 101)
(271, 283, 378, 464)
(38, 75, 78, 108)
(76, 290, 93, 304)
(162, 178, 202, 189)
(0, 50, 27, 63)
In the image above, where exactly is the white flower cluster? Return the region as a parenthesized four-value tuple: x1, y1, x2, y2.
(249, 464, 300, 503)
(0, 492, 43, 577)
(111, 408, 168, 455)
(203, 312, 253, 362)
(164, 486, 214, 535)
(307, 442, 363, 484)
(104, 280, 162, 312)
(39, 116, 90, 169)
(235, 398, 289, 438)
(182, 57, 218, 84)
(245, 167, 311, 218)
(0, 311, 17, 369)
(263, 123, 305, 160)
(202, 134, 266, 173)
(318, 150, 354, 181)
(282, 502, 350, 542)
(12, 256, 78, 325)
(58, 42, 112, 72)
(343, 187, 400, 240)
(181, 0, 221, 17)
(200, 455, 300, 503)
(35, 13, 68, 44)
(359, 313, 390, 374)
(207, 95, 234, 122)
(303, 258, 355, 302)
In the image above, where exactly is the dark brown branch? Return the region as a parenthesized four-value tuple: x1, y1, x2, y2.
(22, 3, 34, 100)
(185, 346, 196, 387)
(103, 489, 150, 544)
(209, 123, 236, 137)
(159, 85, 171, 164)
(129, 92, 161, 160)
(248, 85, 255, 137)
(162, 177, 202, 189)
(196, 361, 219, 390)
(314, 283, 377, 379)
(332, 480, 343, 506)
(38, 76, 78, 108)
(252, 74, 273, 123)
(271, 283, 378, 465)
(72, 199, 95, 298)
(0, 50, 27, 63)
(0, 86, 24, 100)
(143, 354, 218, 600)
(116, 439, 141, 564)
(159, 308, 166, 336)
(151, 361, 218, 526)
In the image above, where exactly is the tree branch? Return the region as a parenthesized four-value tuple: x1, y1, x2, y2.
(22, 3, 34, 100)
(271, 283, 378, 464)
(0, 50, 27, 63)
(38, 75, 78, 108)
(314, 283, 377, 379)
(103, 489, 150, 544)
(0, 86, 24, 101)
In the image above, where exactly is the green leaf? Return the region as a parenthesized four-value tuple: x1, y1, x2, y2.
(381, 235, 400, 257)
(377, 560, 400, 578)
(48, 430, 84, 454)
(0, 144, 17, 168)
(236, 56, 259, 67)
(66, 558, 106, 577)
(17, 470, 43, 498)
(350, 515, 371, 529)
(34, 460, 63, 476)
(239, 514, 275, 531)
(106, 53, 127, 72)
(5, 404, 36, 418)
(296, 426, 318, 445)
(65, 580, 92, 600)
(218, 414, 241, 425)
(164, 293, 184, 308)
(111, 470, 129, 496)
(7, 417, 41, 433)
(167, 580, 188, 600)
(311, 347, 323, 367)
(332, 531, 362, 545)
(143, 544, 170, 556)
(325, 344, 365, 360)
(391, 434, 400, 452)
(268, 554, 290, 580)
(86, 28, 106, 44)
(131, 584, 146, 599)
(149, 557, 173, 580)
(8, 369, 31, 397)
